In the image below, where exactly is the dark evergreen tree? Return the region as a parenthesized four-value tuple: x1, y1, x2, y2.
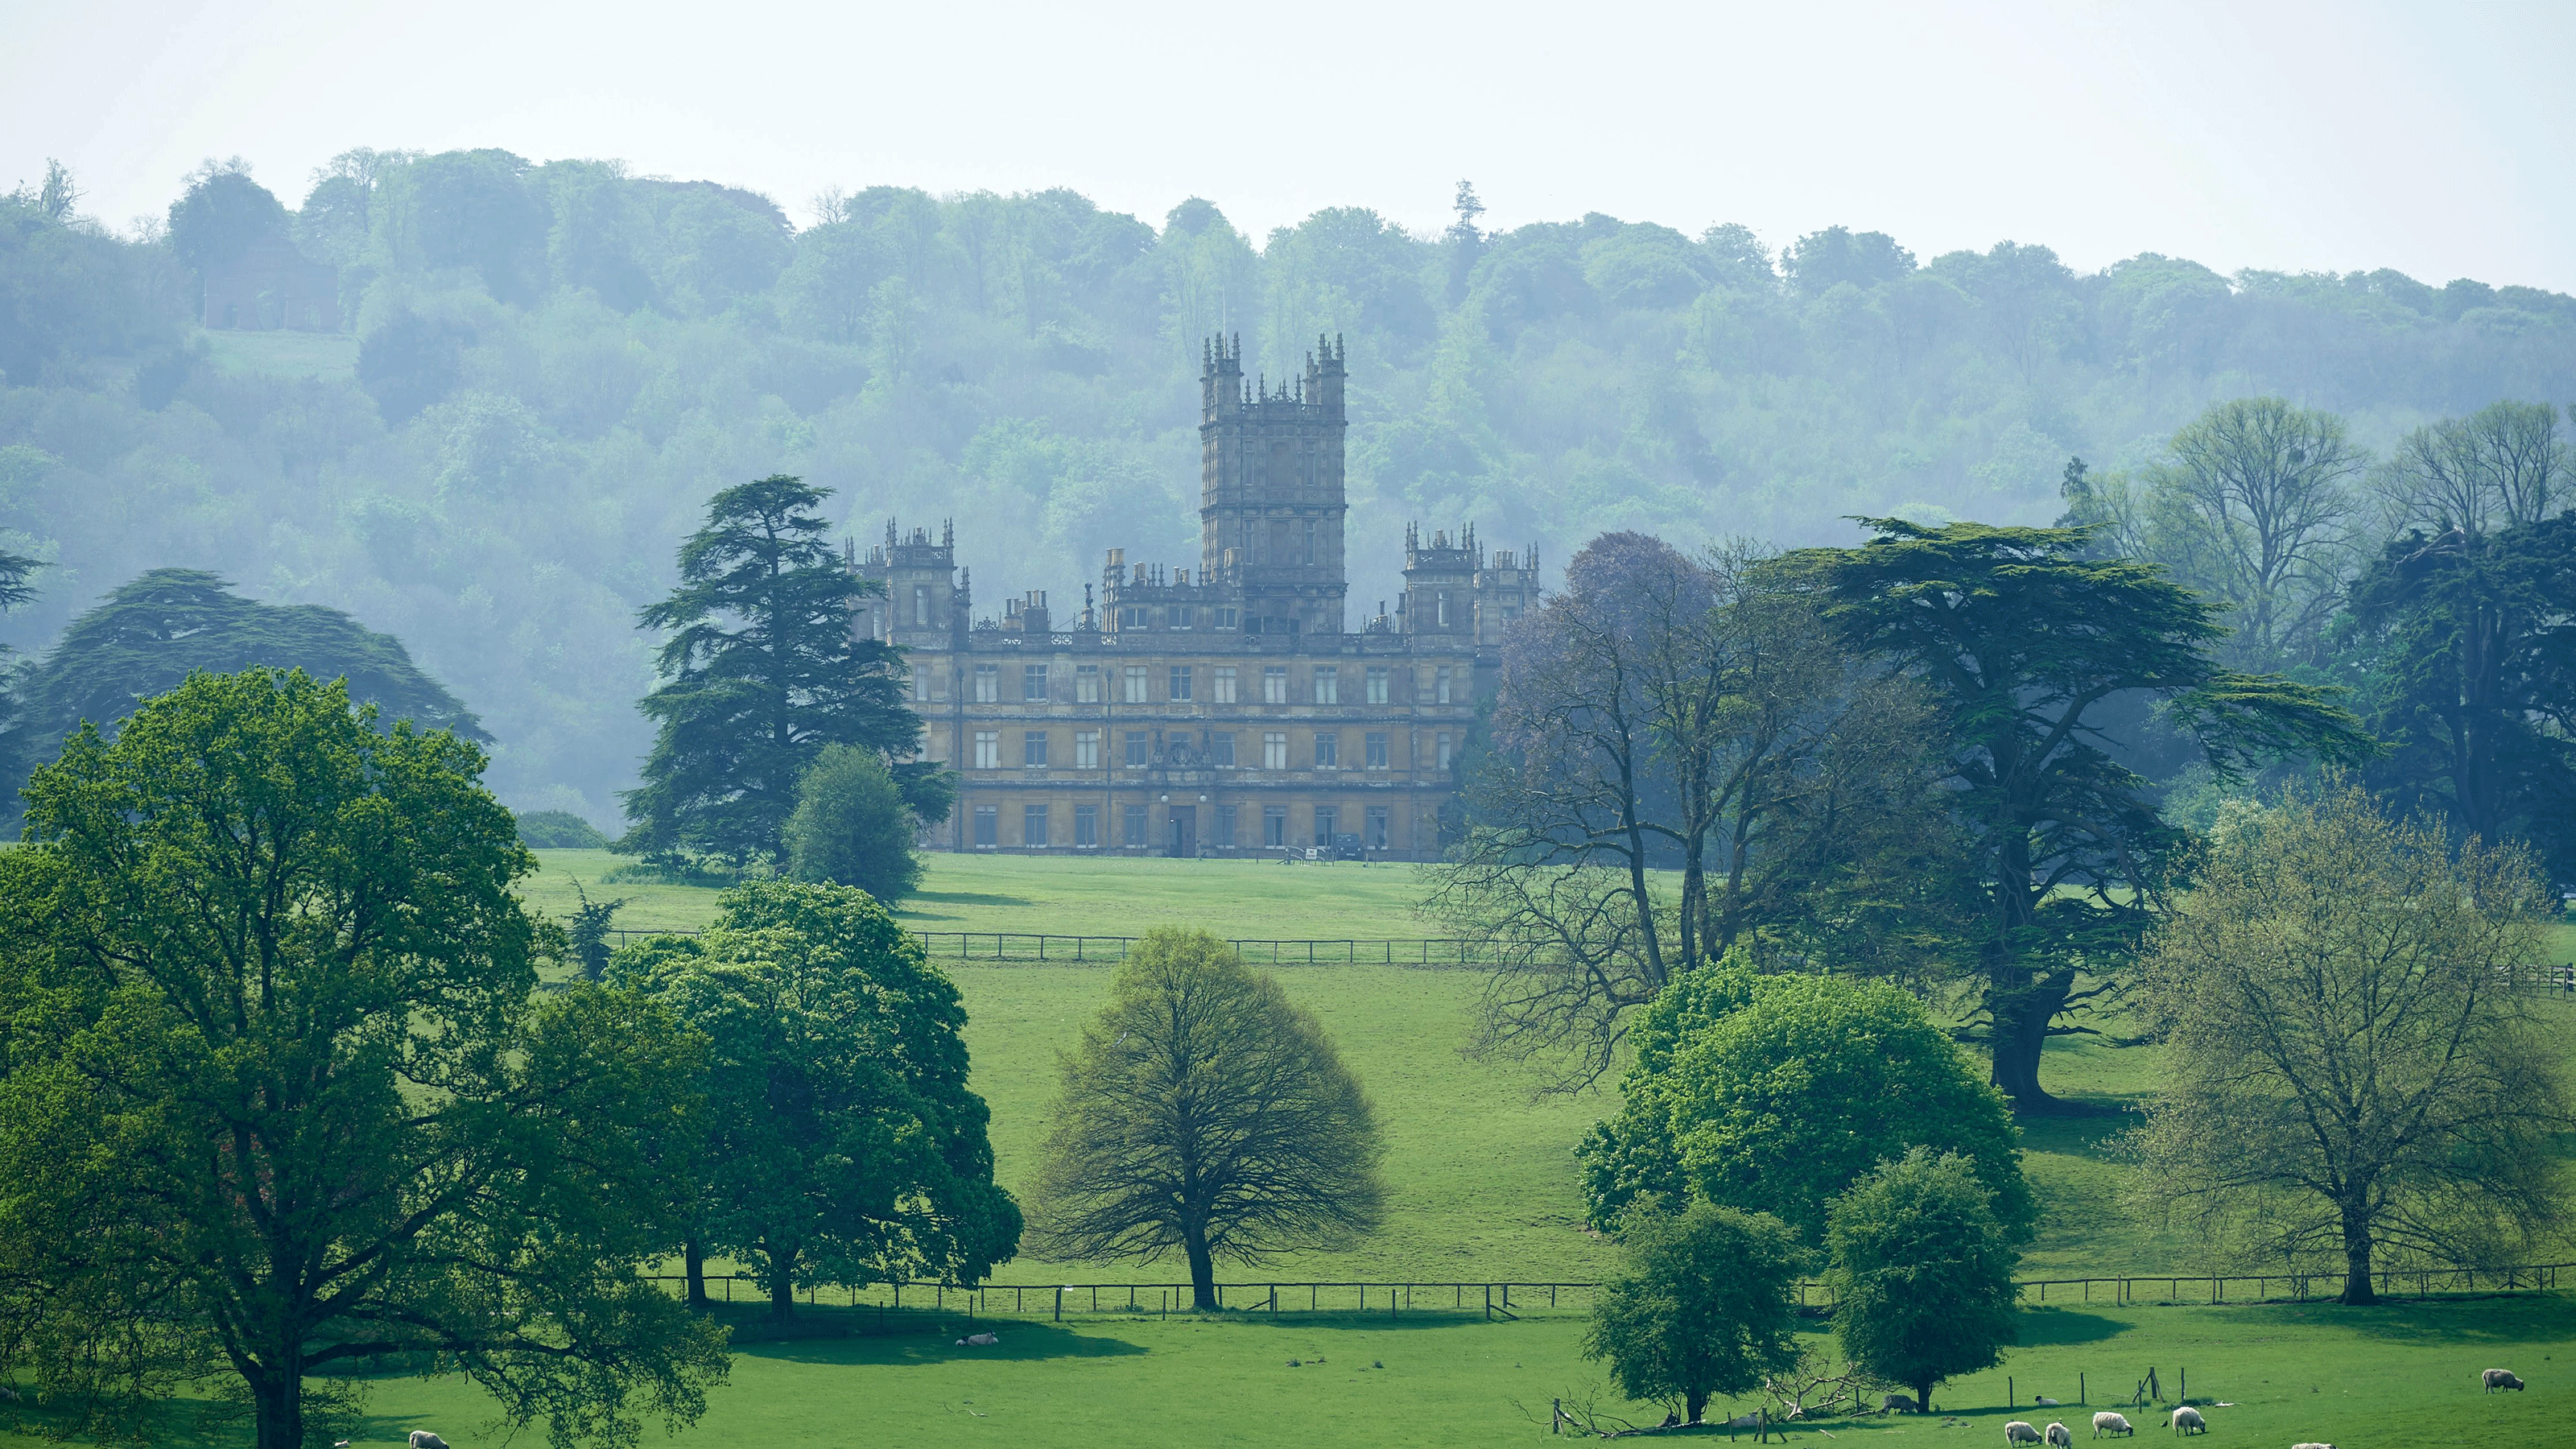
(624, 475, 944, 866)
(1787, 521, 2371, 1110)
(2, 568, 483, 799)
(2343, 514, 2576, 879)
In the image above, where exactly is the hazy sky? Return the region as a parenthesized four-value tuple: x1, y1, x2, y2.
(9, 0, 2574, 291)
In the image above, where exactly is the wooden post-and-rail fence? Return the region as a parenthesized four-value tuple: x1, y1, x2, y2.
(646, 1262, 2575, 1320)
(603, 928, 1515, 968)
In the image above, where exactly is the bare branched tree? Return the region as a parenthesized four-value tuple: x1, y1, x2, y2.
(2131, 782, 2570, 1303)
(1026, 928, 1385, 1307)
(2373, 398, 2568, 540)
(1426, 532, 1947, 1086)
(2146, 397, 2366, 670)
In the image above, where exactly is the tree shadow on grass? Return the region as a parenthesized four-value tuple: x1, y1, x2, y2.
(738, 1319, 1148, 1366)
(2221, 1294, 2576, 1346)
(2016, 1307, 2131, 1345)
(2015, 1109, 2143, 1160)
(900, 890, 1034, 910)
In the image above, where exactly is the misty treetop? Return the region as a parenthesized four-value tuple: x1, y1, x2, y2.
(3, 151, 2574, 817)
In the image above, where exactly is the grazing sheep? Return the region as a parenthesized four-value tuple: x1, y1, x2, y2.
(2482, 1368, 2525, 1393)
(2289, 1443, 2337, 1449)
(410, 1434, 452, 1449)
(1721, 1412, 1763, 1430)
(2036, 1396, 2062, 1406)
(1884, 1393, 1921, 1414)
(2169, 1406, 2206, 1436)
(2091, 1413, 2133, 1439)
(953, 1331, 999, 1347)
(2046, 1423, 2073, 1447)
(2005, 1420, 2044, 1445)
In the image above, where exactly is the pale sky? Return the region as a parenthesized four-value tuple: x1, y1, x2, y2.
(7, 0, 2573, 291)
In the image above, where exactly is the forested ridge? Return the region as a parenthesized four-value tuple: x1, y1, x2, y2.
(4, 150, 2574, 819)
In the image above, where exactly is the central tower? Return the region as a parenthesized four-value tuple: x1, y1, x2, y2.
(1199, 334, 1348, 634)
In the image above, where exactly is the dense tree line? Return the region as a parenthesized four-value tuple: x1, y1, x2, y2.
(4, 152, 2574, 818)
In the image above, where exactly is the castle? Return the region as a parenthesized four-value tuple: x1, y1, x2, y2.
(859, 336, 1538, 860)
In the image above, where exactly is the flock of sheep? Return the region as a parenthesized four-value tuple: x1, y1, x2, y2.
(1983, 1368, 2526, 1447)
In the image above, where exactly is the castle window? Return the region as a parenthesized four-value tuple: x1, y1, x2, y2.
(914, 584, 930, 625)
(1302, 521, 1317, 564)
(1023, 804, 1049, 846)
(1437, 731, 1453, 771)
(1315, 806, 1338, 847)
(1217, 607, 1240, 630)
(1119, 605, 1150, 630)
(973, 665, 998, 703)
(1437, 592, 1450, 628)
(911, 667, 926, 702)
(1212, 732, 1235, 766)
(1214, 803, 1237, 844)
(972, 731, 1000, 770)
(1170, 666, 1193, 701)
(1436, 666, 1454, 704)
(1075, 665, 1100, 703)
(1022, 731, 1048, 767)
(1125, 731, 1150, 768)
(1263, 806, 1287, 848)
(1262, 667, 1288, 704)
(1315, 732, 1338, 768)
(1123, 804, 1149, 847)
(1312, 667, 1339, 704)
(1123, 666, 1148, 703)
(1074, 803, 1098, 846)
(1262, 732, 1288, 770)
(1366, 806, 1389, 849)
(1022, 663, 1048, 701)
(1365, 667, 1389, 704)
(1172, 605, 1194, 630)
(1365, 732, 1388, 769)
(1075, 729, 1100, 769)
(1212, 667, 1238, 704)
(972, 806, 997, 847)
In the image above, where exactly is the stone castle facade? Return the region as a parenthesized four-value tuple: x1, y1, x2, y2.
(860, 336, 1538, 860)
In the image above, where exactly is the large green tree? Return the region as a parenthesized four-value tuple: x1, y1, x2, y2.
(615, 881, 1019, 1321)
(0, 669, 725, 1449)
(1027, 927, 1385, 1309)
(1579, 960, 2033, 1246)
(624, 476, 944, 866)
(1584, 1203, 1803, 1426)
(1, 568, 485, 801)
(2132, 783, 2567, 1303)
(1787, 520, 2370, 1108)
(782, 741, 925, 902)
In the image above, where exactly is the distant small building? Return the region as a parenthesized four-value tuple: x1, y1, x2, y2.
(202, 233, 338, 331)
(861, 336, 1541, 861)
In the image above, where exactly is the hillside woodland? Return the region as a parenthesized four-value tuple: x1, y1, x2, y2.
(4, 154, 2573, 817)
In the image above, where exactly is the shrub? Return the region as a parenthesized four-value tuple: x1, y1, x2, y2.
(782, 743, 923, 902)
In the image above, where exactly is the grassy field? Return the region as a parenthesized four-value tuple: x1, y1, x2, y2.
(194, 327, 359, 383)
(514, 851, 2576, 1284)
(70, 1293, 2560, 1449)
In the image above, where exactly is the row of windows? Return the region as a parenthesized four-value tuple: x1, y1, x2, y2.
(968, 803, 1395, 850)
(967, 729, 1455, 772)
(950, 663, 1462, 706)
(1112, 604, 1243, 631)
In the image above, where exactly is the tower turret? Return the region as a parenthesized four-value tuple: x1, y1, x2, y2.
(1199, 333, 1348, 635)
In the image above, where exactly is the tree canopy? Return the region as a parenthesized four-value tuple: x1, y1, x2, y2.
(1584, 1202, 1804, 1426)
(1825, 1148, 2021, 1416)
(2, 568, 485, 805)
(0, 668, 724, 1449)
(1027, 927, 1385, 1308)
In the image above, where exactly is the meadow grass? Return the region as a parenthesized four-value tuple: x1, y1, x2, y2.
(311, 1293, 2576, 1449)
(195, 327, 358, 383)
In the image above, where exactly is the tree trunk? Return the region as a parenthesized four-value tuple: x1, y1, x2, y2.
(1685, 1387, 1707, 1424)
(1988, 968, 2075, 1112)
(766, 1245, 799, 1323)
(1183, 1222, 1216, 1311)
(252, 1361, 302, 1449)
(684, 1237, 708, 1310)
(1915, 1378, 1934, 1417)
(2339, 1202, 2377, 1306)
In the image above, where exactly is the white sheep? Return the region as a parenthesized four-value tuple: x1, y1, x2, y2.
(2289, 1443, 2337, 1449)
(2169, 1406, 2205, 1436)
(2045, 1422, 2073, 1447)
(1883, 1393, 1921, 1414)
(2036, 1396, 2062, 1406)
(2092, 1412, 2134, 1438)
(2005, 1420, 2044, 1446)
(409, 1434, 452, 1449)
(953, 1331, 999, 1347)
(2482, 1368, 2525, 1393)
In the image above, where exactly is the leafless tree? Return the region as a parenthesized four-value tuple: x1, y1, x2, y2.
(2374, 399, 2567, 541)
(2145, 397, 2366, 670)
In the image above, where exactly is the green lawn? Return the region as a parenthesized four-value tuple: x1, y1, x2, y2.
(194, 327, 358, 382)
(137, 1294, 2576, 1449)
